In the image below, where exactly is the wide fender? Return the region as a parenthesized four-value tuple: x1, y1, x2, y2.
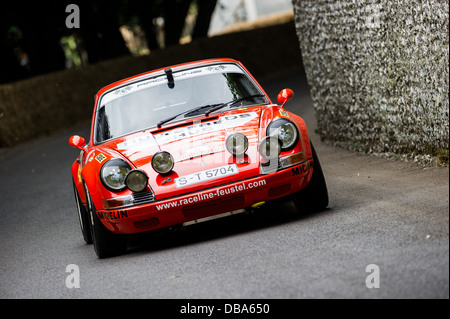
(259, 105, 312, 159)
(71, 158, 86, 204)
(80, 147, 134, 211)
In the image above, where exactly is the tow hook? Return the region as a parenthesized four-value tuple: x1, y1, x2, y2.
(247, 201, 266, 214)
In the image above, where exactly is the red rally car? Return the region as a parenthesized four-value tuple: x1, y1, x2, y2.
(69, 58, 328, 258)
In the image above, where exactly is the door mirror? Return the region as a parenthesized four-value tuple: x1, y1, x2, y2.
(277, 89, 294, 107)
(69, 135, 87, 150)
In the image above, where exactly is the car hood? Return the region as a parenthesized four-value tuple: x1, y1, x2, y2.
(102, 107, 266, 199)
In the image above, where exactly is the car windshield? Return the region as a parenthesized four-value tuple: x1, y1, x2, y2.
(94, 63, 268, 144)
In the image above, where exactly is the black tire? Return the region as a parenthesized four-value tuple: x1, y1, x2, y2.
(292, 141, 328, 213)
(84, 184, 127, 258)
(73, 180, 92, 244)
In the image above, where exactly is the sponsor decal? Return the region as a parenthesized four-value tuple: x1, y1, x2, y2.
(116, 134, 155, 151)
(101, 64, 244, 105)
(279, 110, 289, 117)
(95, 153, 107, 163)
(77, 165, 82, 183)
(84, 150, 96, 165)
(161, 177, 172, 185)
(156, 112, 257, 145)
(174, 144, 226, 162)
(96, 210, 128, 221)
(156, 179, 267, 211)
(113, 85, 132, 97)
(206, 65, 226, 72)
(291, 160, 313, 176)
(117, 112, 258, 150)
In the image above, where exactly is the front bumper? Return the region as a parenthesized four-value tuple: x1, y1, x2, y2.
(96, 159, 313, 234)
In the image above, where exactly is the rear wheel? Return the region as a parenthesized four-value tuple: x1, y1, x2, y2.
(84, 184, 127, 258)
(292, 141, 328, 213)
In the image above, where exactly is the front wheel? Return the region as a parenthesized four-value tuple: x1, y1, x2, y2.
(84, 184, 127, 258)
(73, 180, 92, 244)
(292, 141, 328, 213)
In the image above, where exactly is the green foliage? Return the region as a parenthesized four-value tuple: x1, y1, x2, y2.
(0, 0, 216, 83)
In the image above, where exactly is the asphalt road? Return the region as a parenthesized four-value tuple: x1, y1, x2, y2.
(0, 67, 448, 299)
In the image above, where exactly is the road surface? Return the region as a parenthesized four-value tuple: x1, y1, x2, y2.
(0, 67, 448, 299)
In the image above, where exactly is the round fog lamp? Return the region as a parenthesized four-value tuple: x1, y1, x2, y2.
(226, 133, 248, 156)
(152, 151, 174, 174)
(125, 169, 149, 192)
(258, 136, 281, 160)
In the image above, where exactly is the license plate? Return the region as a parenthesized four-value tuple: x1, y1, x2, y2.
(175, 164, 238, 188)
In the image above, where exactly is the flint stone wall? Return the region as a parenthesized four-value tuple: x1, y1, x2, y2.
(292, 0, 449, 165)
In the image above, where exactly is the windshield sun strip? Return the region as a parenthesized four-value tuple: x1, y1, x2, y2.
(93, 63, 267, 145)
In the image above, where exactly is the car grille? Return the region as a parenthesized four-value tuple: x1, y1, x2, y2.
(132, 190, 155, 205)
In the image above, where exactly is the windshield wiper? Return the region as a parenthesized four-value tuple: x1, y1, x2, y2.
(156, 104, 221, 128)
(204, 94, 266, 116)
(156, 94, 266, 128)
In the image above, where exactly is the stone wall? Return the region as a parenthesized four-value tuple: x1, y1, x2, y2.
(293, 0, 449, 165)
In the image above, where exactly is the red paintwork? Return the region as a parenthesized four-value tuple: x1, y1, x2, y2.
(70, 58, 313, 235)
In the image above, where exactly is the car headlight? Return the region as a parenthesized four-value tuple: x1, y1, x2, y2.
(267, 119, 299, 150)
(100, 159, 132, 192)
(258, 136, 281, 160)
(125, 169, 149, 192)
(152, 151, 174, 174)
(226, 133, 248, 156)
